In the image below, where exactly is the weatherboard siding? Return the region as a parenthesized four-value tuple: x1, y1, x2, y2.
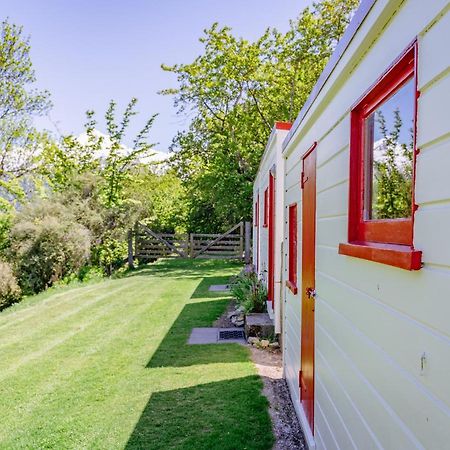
(282, 1, 450, 449)
(253, 127, 289, 333)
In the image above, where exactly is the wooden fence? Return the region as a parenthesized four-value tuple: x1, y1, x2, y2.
(129, 221, 251, 266)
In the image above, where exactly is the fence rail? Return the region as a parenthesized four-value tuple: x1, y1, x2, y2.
(130, 221, 251, 265)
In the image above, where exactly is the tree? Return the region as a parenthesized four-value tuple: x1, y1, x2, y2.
(125, 169, 188, 233)
(40, 98, 160, 274)
(372, 109, 413, 219)
(0, 19, 51, 200)
(162, 0, 359, 232)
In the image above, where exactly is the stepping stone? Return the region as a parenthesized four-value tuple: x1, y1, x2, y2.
(208, 284, 230, 292)
(245, 313, 274, 339)
(188, 327, 245, 344)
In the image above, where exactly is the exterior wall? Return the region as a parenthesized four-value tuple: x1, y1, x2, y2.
(282, 1, 450, 449)
(253, 125, 290, 333)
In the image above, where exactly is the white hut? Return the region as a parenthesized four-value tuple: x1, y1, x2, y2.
(253, 122, 291, 333)
(255, 0, 450, 448)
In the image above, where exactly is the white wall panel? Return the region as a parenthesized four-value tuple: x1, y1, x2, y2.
(418, 5, 450, 90)
(275, 2, 450, 449)
(415, 136, 450, 205)
(417, 73, 450, 149)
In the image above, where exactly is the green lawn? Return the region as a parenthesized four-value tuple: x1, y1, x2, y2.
(0, 259, 274, 450)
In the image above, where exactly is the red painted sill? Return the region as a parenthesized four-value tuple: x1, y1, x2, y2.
(286, 280, 298, 294)
(338, 241, 422, 271)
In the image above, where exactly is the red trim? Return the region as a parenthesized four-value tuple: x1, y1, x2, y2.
(286, 280, 298, 295)
(263, 188, 268, 228)
(302, 141, 318, 161)
(268, 173, 275, 308)
(287, 203, 298, 294)
(339, 242, 422, 271)
(301, 142, 318, 188)
(275, 121, 292, 130)
(255, 194, 260, 273)
(341, 40, 422, 270)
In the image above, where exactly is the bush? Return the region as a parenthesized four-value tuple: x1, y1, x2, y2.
(230, 268, 267, 313)
(0, 260, 21, 310)
(10, 199, 91, 294)
(91, 238, 127, 276)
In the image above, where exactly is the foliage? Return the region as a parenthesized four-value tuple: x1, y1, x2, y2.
(9, 199, 91, 294)
(0, 260, 21, 310)
(0, 212, 12, 255)
(91, 238, 128, 276)
(0, 19, 51, 204)
(38, 99, 161, 278)
(42, 98, 157, 209)
(372, 109, 413, 219)
(162, 0, 359, 231)
(126, 169, 188, 233)
(230, 267, 267, 313)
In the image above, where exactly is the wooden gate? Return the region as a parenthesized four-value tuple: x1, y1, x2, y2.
(190, 223, 244, 259)
(131, 222, 250, 262)
(134, 222, 189, 259)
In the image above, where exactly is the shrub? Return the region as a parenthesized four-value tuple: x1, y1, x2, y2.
(230, 268, 267, 313)
(0, 260, 21, 310)
(91, 238, 127, 276)
(10, 199, 91, 294)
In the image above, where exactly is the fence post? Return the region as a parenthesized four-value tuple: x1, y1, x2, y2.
(134, 222, 139, 261)
(127, 229, 135, 270)
(190, 234, 195, 259)
(244, 221, 251, 265)
(239, 222, 244, 260)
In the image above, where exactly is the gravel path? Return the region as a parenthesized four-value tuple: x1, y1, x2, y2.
(250, 346, 307, 450)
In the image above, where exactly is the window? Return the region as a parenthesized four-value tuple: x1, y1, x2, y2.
(286, 203, 298, 294)
(339, 41, 422, 270)
(254, 198, 259, 227)
(263, 187, 269, 227)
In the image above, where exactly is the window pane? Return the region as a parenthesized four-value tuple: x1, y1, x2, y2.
(364, 78, 415, 220)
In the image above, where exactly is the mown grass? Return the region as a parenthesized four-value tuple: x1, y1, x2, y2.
(0, 258, 274, 450)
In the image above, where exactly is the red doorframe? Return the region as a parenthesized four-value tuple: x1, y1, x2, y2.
(268, 171, 275, 309)
(256, 196, 260, 272)
(300, 143, 317, 433)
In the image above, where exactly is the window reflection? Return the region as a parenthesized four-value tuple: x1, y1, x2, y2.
(364, 78, 415, 220)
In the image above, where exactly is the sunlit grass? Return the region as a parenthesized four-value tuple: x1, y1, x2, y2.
(0, 259, 274, 449)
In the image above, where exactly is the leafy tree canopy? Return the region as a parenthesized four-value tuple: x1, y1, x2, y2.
(162, 0, 359, 232)
(0, 19, 51, 206)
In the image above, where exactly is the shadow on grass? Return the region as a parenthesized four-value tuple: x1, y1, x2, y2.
(125, 258, 242, 280)
(147, 299, 248, 368)
(190, 276, 233, 299)
(125, 376, 273, 450)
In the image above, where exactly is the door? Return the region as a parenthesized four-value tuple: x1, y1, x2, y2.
(300, 143, 317, 432)
(268, 171, 275, 310)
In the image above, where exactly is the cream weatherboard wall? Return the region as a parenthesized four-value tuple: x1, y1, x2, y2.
(253, 123, 290, 333)
(281, 0, 450, 449)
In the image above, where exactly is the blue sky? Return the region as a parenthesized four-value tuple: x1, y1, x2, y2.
(3, 0, 313, 152)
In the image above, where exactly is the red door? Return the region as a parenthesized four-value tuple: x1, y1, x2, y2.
(255, 197, 260, 272)
(300, 143, 317, 432)
(268, 172, 275, 309)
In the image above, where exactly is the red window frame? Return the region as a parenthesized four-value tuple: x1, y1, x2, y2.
(254, 198, 259, 227)
(263, 187, 269, 228)
(286, 203, 298, 294)
(339, 40, 422, 270)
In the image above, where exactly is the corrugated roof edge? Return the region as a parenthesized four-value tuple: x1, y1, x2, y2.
(282, 0, 378, 152)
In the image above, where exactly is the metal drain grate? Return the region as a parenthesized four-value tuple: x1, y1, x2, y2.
(218, 329, 245, 340)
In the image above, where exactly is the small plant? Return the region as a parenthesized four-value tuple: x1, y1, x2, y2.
(0, 260, 21, 310)
(230, 267, 267, 313)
